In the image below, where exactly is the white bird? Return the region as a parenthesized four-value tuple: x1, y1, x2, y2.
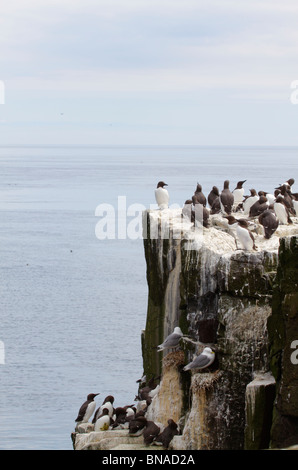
(157, 327, 183, 352)
(94, 408, 110, 431)
(155, 181, 169, 210)
(232, 180, 246, 210)
(265, 193, 275, 205)
(274, 197, 291, 225)
(293, 198, 298, 216)
(236, 219, 257, 251)
(92, 395, 114, 423)
(183, 347, 215, 371)
(243, 189, 258, 215)
(75, 393, 99, 423)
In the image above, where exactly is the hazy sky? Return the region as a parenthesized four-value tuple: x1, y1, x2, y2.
(1, 0, 298, 146)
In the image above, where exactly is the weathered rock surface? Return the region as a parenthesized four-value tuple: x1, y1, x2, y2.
(268, 236, 298, 448)
(72, 208, 298, 450)
(141, 209, 298, 450)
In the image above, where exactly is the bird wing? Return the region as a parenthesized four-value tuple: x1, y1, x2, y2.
(158, 333, 181, 349)
(75, 400, 88, 422)
(189, 353, 212, 369)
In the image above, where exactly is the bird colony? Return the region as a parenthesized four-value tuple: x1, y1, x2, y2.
(74, 325, 216, 448)
(155, 178, 298, 251)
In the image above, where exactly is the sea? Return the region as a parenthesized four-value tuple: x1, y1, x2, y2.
(0, 145, 297, 450)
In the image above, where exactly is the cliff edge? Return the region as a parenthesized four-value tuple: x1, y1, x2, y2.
(142, 208, 298, 450)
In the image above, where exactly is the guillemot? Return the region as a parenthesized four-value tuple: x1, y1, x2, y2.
(75, 393, 99, 423)
(155, 181, 169, 210)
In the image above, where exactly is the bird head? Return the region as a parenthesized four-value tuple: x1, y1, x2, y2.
(157, 181, 168, 188)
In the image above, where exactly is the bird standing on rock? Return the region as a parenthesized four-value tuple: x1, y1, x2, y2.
(249, 196, 268, 218)
(92, 395, 115, 423)
(208, 186, 220, 209)
(94, 407, 110, 431)
(143, 420, 161, 446)
(243, 189, 258, 215)
(155, 181, 169, 210)
(274, 196, 293, 225)
(193, 183, 207, 206)
(220, 180, 234, 215)
(75, 393, 99, 423)
(156, 419, 179, 449)
(232, 180, 246, 210)
(236, 219, 257, 251)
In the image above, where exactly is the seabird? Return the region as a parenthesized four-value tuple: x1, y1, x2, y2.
(182, 200, 194, 223)
(94, 407, 111, 431)
(292, 194, 298, 216)
(183, 347, 215, 371)
(155, 181, 169, 210)
(143, 420, 161, 446)
(258, 209, 279, 239)
(263, 192, 275, 205)
(279, 184, 295, 213)
(236, 219, 257, 251)
(129, 415, 148, 435)
(207, 186, 220, 209)
(210, 196, 221, 214)
(274, 196, 292, 225)
(111, 407, 127, 428)
(156, 326, 183, 352)
(220, 180, 234, 215)
(243, 189, 259, 215)
(136, 376, 159, 403)
(92, 395, 115, 423)
(156, 419, 179, 449)
(249, 196, 268, 218)
(192, 201, 210, 228)
(193, 183, 207, 206)
(75, 393, 99, 423)
(232, 180, 246, 210)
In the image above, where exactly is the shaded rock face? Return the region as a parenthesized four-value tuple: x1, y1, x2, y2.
(142, 209, 298, 450)
(268, 236, 298, 448)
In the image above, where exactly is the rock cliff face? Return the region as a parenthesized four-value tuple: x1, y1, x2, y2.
(268, 236, 298, 448)
(72, 208, 298, 451)
(141, 208, 298, 450)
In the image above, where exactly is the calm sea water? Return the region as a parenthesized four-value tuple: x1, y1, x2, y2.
(0, 145, 297, 450)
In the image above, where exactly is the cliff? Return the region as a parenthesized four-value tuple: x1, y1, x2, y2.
(72, 207, 298, 451)
(141, 208, 298, 450)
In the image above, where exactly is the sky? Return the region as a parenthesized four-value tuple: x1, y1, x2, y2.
(0, 0, 298, 146)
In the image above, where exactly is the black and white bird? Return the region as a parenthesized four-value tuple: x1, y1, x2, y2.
(243, 189, 259, 215)
(232, 180, 246, 210)
(274, 196, 292, 225)
(236, 219, 257, 251)
(75, 393, 99, 423)
(92, 395, 115, 423)
(183, 347, 215, 371)
(258, 209, 279, 239)
(220, 180, 234, 215)
(94, 407, 111, 431)
(249, 196, 268, 218)
(155, 181, 169, 209)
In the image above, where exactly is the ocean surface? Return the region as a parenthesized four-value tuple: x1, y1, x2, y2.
(0, 145, 297, 450)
